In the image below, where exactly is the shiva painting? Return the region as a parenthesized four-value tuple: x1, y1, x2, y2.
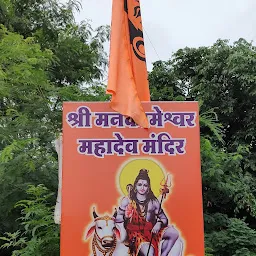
(83, 159, 184, 256)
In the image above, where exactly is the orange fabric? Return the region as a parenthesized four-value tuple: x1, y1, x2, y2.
(106, 0, 150, 128)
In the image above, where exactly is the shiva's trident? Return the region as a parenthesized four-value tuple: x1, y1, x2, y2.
(146, 174, 171, 256)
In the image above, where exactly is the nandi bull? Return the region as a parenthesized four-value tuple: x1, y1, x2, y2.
(83, 208, 129, 256)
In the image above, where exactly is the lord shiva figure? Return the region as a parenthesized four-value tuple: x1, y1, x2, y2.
(115, 169, 183, 256)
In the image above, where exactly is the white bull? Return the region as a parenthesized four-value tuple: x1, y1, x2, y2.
(83, 208, 129, 256)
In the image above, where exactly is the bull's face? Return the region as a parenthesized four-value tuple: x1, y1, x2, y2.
(94, 217, 116, 247)
(84, 208, 120, 248)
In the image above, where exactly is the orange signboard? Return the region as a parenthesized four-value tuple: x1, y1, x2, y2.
(61, 102, 204, 256)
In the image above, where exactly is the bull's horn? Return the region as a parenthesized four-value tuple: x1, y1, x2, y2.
(93, 207, 98, 219)
(113, 208, 117, 218)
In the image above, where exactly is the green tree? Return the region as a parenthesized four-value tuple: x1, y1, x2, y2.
(148, 39, 256, 255)
(0, 0, 110, 86)
(0, 22, 108, 255)
(0, 185, 60, 256)
(0, 26, 57, 254)
(0, 1, 107, 255)
(148, 61, 185, 101)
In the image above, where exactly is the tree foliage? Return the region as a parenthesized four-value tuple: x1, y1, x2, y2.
(0, 185, 60, 256)
(0, 0, 109, 86)
(149, 39, 256, 255)
(0, 26, 58, 242)
(0, 1, 109, 255)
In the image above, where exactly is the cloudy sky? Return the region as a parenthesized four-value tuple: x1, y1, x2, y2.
(74, 0, 256, 70)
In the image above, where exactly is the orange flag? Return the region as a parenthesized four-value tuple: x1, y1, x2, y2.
(106, 0, 150, 128)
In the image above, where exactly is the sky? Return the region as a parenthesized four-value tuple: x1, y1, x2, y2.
(74, 0, 256, 70)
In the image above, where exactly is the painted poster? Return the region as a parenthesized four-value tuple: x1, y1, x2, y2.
(61, 102, 204, 256)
